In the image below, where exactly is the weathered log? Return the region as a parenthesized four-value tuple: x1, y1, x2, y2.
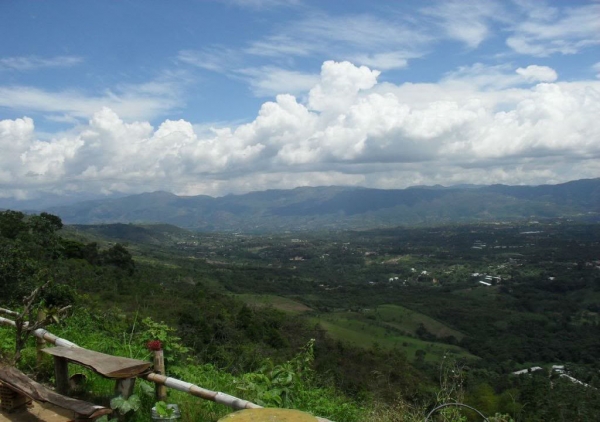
(0, 365, 111, 419)
(43, 346, 151, 379)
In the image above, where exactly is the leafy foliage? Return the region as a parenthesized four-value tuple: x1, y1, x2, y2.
(236, 339, 364, 421)
(154, 401, 175, 418)
(111, 394, 141, 415)
(236, 339, 315, 407)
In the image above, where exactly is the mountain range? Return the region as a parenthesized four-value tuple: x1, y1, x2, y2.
(17, 178, 600, 231)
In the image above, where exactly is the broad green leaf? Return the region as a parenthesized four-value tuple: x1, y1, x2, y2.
(110, 396, 125, 410)
(128, 395, 141, 411)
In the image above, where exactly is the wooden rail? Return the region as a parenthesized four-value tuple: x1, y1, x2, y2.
(0, 312, 332, 421)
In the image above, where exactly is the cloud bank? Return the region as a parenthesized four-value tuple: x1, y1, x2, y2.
(2, 60, 599, 200)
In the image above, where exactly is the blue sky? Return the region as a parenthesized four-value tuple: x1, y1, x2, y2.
(1, 0, 599, 202)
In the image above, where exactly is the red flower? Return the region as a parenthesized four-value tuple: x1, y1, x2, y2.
(147, 340, 162, 351)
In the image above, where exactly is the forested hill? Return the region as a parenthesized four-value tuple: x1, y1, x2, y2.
(41, 178, 600, 231)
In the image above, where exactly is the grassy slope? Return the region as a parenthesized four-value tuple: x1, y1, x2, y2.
(306, 313, 476, 362)
(370, 304, 465, 340)
(230, 294, 471, 363)
(235, 294, 313, 314)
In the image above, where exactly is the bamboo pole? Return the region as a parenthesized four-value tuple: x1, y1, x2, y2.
(0, 315, 80, 349)
(0, 315, 18, 328)
(142, 374, 332, 421)
(36, 309, 46, 369)
(0, 307, 20, 317)
(144, 372, 261, 410)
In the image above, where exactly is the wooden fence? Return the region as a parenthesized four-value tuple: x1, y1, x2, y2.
(0, 309, 332, 421)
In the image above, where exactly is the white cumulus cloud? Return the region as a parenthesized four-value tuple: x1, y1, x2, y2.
(2, 60, 600, 200)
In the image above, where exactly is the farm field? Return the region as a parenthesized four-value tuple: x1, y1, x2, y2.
(365, 304, 465, 340)
(235, 294, 313, 314)
(307, 312, 476, 362)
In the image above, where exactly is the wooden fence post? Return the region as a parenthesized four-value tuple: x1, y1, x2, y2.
(53, 356, 69, 395)
(114, 378, 136, 399)
(154, 349, 167, 401)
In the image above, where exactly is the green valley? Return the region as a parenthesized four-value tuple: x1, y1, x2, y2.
(2, 210, 600, 421)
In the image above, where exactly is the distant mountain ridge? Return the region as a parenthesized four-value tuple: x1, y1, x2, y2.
(35, 178, 600, 231)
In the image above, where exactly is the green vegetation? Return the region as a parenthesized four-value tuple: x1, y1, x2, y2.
(2, 209, 600, 420)
(306, 312, 473, 362)
(235, 294, 313, 314)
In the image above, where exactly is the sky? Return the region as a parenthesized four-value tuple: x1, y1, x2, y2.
(1, 0, 599, 202)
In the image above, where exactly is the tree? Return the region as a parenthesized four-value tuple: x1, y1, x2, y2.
(0, 210, 26, 239)
(39, 212, 63, 231)
(467, 383, 499, 417)
(102, 243, 135, 274)
(11, 279, 71, 364)
(0, 242, 37, 304)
